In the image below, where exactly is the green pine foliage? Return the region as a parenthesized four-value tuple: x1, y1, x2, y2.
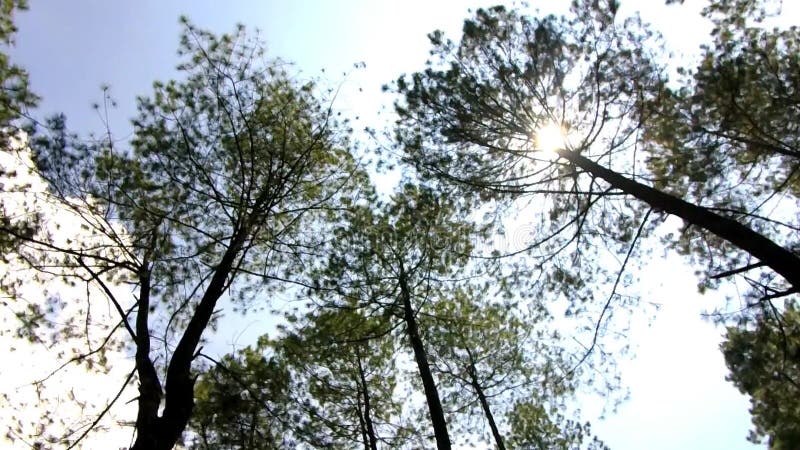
(723, 303, 800, 449)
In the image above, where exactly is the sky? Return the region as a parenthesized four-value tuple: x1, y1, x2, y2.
(2, 1, 777, 449)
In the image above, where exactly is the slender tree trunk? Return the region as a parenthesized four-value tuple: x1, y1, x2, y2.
(356, 385, 370, 450)
(247, 408, 258, 449)
(559, 149, 800, 290)
(399, 270, 452, 450)
(472, 374, 505, 450)
(464, 348, 505, 450)
(355, 346, 379, 450)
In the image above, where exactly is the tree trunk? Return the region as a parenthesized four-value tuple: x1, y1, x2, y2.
(464, 348, 505, 450)
(559, 149, 800, 290)
(132, 259, 164, 450)
(131, 232, 247, 450)
(355, 346, 379, 450)
(399, 270, 452, 450)
(356, 385, 370, 450)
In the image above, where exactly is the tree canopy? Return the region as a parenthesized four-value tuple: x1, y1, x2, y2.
(2, 0, 799, 448)
(2, 19, 364, 449)
(391, 0, 799, 331)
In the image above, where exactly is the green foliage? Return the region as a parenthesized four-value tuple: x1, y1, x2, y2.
(278, 308, 409, 448)
(190, 309, 411, 449)
(32, 20, 362, 303)
(722, 303, 800, 449)
(316, 183, 478, 313)
(391, 7, 656, 423)
(422, 285, 603, 448)
(0, 0, 38, 254)
(0, 0, 36, 128)
(190, 346, 294, 449)
(506, 400, 608, 450)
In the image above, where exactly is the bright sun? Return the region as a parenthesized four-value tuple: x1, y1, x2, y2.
(535, 122, 565, 153)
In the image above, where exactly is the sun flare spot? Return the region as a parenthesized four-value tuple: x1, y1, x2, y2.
(535, 122, 566, 153)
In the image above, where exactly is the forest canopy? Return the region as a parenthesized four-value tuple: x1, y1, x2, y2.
(0, 0, 798, 449)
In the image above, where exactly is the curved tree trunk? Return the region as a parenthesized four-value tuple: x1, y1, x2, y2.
(399, 271, 452, 450)
(559, 149, 800, 290)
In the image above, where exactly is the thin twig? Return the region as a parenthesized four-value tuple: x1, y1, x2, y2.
(66, 367, 136, 450)
(567, 208, 652, 377)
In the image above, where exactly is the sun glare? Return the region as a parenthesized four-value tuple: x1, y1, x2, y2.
(535, 122, 566, 153)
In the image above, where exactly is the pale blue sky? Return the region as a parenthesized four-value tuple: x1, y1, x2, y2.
(10, 1, 764, 449)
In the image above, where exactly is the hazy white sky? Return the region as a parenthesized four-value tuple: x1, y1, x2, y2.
(5, 1, 778, 449)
